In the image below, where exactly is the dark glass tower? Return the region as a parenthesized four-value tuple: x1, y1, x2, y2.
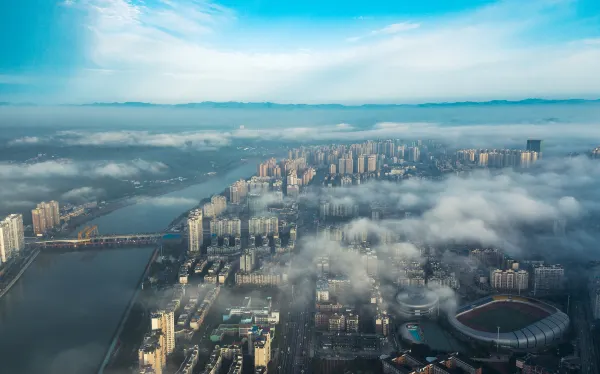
(526, 139, 542, 153)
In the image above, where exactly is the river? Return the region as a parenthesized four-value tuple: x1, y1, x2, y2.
(0, 162, 257, 374)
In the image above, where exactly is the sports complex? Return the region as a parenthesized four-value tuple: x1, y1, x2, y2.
(448, 295, 569, 350)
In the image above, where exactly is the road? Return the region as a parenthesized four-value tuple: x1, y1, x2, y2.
(273, 208, 317, 374)
(573, 297, 599, 374)
(277, 288, 312, 374)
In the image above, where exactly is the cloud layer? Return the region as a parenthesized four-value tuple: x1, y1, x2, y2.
(8, 120, 600, 153)
(301, 156, 600, 259)
(0, 159, 167, 180)
(51, 0, 600, 103)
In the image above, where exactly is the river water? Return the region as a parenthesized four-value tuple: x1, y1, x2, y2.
(0, 162, 257, 374)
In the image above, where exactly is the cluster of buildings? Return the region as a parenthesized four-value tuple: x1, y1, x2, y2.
(139, 284, 221, 374)
(0, 214, 25, 264)
(177, 285, 221, 340)
(382, 352, 482, 374)
(469, 249, 565, 294)
(201, 344, 243, 374)
(31, 200, 60, 236)
(59, 201, 97, 223)
(201, 296, 277, 373)
(139, 303, 176, 374)
(202, 195, 227, 219)
(456, 149, 540, 168)
(319, 199, 359, 219)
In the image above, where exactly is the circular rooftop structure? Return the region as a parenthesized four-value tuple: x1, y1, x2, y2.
(449, 295, 569, 350)
(395, 287, 440, 318)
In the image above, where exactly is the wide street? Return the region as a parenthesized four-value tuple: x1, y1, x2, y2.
(573, 295, 599, 374)
(277, 287, 313, 374)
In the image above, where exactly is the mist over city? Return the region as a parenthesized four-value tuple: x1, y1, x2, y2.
(2, 0, 600, 374)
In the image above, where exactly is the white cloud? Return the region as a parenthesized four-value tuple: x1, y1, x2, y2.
(61, 187, 105, 202)
(92, 159, 167, 178)
(348, 21, 421, 42)
(137, 196, 198, 206)
(372, 22, 421, 35)
(19, 121, 599, 153)
(0, 159, 167, 180)
(60, 0, 600, 103)
(9, 136, 41, 145)
(306, 156, 600, 258)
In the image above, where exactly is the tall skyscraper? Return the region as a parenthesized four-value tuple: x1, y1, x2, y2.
(533, 264, 564, 292)
(32, 201, 60, 236)
(187, 209, 203, 253)
(31, 208, 46, 236)
(151, 308, 175, 354)
(526, 139, 542, 154)
(253, 331, 272, 369)
(248, 216, 278, 236)
(210, 217, 242, 237)
(240, 249, 256, 273)
(138, 330, 166, 374)
(356, 155, 365, 173)
(0, 214, 24, 263)
(367, 154, 377, 172)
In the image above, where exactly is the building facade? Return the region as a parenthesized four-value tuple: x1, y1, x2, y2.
(187, 209, 203, 253)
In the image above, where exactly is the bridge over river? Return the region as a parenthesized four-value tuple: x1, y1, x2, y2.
(33, 233, 168, 249)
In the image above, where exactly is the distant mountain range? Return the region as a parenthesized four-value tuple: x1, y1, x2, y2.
(1, 98, 599, 108)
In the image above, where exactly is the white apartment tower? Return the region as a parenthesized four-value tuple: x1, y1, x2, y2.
(240, 249, 256, 273)
(151, 308, 175, 354)
(248, 216, 278, 236)
(187, 209, 203, 253)
(0, 214, 24, 263)
(253, 331, 272, 368)
(210, 218, 242, 238)
(490, 269, 529, 291)
(138, 330, 166, 374)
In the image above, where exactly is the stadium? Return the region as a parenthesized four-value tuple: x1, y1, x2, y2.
(395, 287, 440, 318)
(448, 295, 569, 350)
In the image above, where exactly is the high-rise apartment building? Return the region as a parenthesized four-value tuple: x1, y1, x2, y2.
(526, 139, 542, 154)
(253, 331, 272, 368)
(329, 164, 336, 174)
(367, 154, 377, 172)
(533, 264, 564, 292)
(248, 217, 278, 236)
(204, 195, 227, 218)
(375, 313, 390, 336)
(319, 201, 359, 218)
(138, 330, 166, 374)
(32, 201, 60, 235)
(329, 313, 346, 331)
(0, 214, 24, 263)
(356, 155, 365, 173)
(240, 249, 256, 273)
(407, 147, 420, 163)
(490, 269, 529, 291)
(228, 180, 248, 204)
(187, 209, 203, 253)
(346, 314, 359, 333)
(151, 307, 175, 354)
(248, 193, 266, 214)
(210, 218, 241, 238)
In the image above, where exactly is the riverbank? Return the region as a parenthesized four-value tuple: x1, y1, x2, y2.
(0, 249, 40, 299)
(98, 247, 159, 374)
(61, 158, 256, 237)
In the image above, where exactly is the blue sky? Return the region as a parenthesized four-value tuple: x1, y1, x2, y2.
(1, 0, 599, 104)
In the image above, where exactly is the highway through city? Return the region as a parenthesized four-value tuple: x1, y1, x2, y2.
(277, 290, 312, 374)
(573, 296, 599, 374)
